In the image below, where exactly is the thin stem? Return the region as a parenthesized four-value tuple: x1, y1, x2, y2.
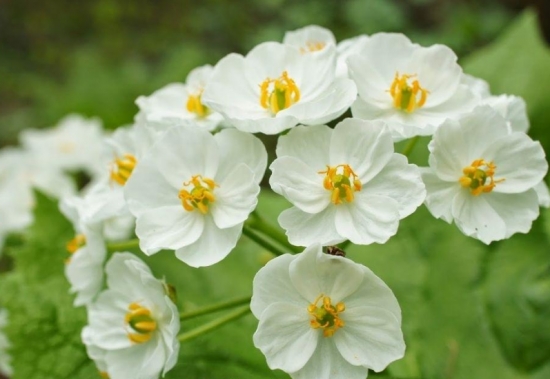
(107, 238, 140, 252)
(248, 212, 301, 253)
(179, 296, 251, 321)
(401, 136, 420, 157)
(177, 305, 251, 343)
(242, 224, 288, 256)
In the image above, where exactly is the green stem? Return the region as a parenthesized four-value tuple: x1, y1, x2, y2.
(248, 212, 301, 253)
(106, 238, 140, 252)
(242, 224, 288, 256)
(179, 296, 251, 321)
(177, 306, 251, 343)
(401, 136, 420, 157)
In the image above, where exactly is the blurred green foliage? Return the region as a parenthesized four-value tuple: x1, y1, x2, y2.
(0, 0, 517, 144)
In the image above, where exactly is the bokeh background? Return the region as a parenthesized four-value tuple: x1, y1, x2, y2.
(1, 1, 550, 379)
(1, 0, 549, 143)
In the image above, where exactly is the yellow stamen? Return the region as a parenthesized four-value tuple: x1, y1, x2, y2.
(388, 72, 429, 113)
(99, 372, 110, 379)
(65, 234, 86, 264)
(259, 71, 301, 115)
(178, 175, 218, 214)
(459, 159, 505, 196)
(319, 164, 362, 205)
(186, 90, 210, 118)
(110, 154, 137, 186)
(125, 302, 157, 344)
(300, 41, 326, 53)
(308, 294, 345, 337)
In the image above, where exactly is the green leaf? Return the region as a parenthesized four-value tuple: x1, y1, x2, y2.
(0, 192, 97, 379)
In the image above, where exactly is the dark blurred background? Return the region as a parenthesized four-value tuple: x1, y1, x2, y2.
(0, 0, 548, 146)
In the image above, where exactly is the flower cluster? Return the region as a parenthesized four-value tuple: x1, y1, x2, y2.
(0, 24, 547, 379)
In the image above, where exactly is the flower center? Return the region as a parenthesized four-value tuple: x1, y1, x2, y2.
(300, 41, 326, 53)
(459, 159, 505, 196)
(99, 372, 110, 379)
(58, 141, 76, 153)
(178, 175, 218, 214)
(110, 154, 137, 186)
(388, 72, 429, 113)
(308, 295, 345, 337)
(125, 302, 157, 344)
(319, 164, 362, 205)
(65, 234, 86, 263)
(186, 90, 210, 118)
(259, 71, 301, 115)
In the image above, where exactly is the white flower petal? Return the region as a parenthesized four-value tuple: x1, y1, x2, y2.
(288, 245, 364, 304)
(135, 205, 204, 254)
(105, 339, 164, 379)
(330, 118, 394, 182)
(408, 44, 460, 107)
(484, 190, 539, 238)
(451, 189, 507, 244)
(365, 154, 425, 218)
(253, 302, 318, 373)
(334, 306, 405, 372)
(175, 217, 241, 267)
(251, 254, 307, 318)
(270, 157, 330, 214)
(535, 181, 550, 208)
(347, 54, 391, 105)
(281, 78, 357, 125)
(291, 338, 368, 379)
(421, 168, 461, 223)
(87, 291, 134, 350)
(482, 132, 547, 194)
(278, 206, 342, 247)
(214, 128, 268, 184)
(335, 193, 400, 245)
(276, 124, 332, 170)
(211, 163, 259, 229)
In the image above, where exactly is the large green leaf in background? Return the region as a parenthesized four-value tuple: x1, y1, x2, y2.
(2, 8, 550, 379)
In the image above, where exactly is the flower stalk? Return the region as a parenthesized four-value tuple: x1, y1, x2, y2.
(177, 305, 251, 343)
(179, 296, 251, 321)
(106, 238, 140, 252)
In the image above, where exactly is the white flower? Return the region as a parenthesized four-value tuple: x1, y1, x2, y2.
(251, 244, 405, 379)
(60, 196, 107, 307)
(421, 106, 548, 244)
(83, 253, 180, 379)
(124, 125, 267, 267)
(77, 121, 161, 229)
(462, 74, 550, 207)
(136, 65, 224, 131)
(283, 25, 336, 54)
(270, 119, 426, 247)
(335, 35, 370, 78)
(0, 309, 13, 377)
(348, 33, 478, 141)
(0, 148, 35, 253)
(20, 114, 106, 179)
(201, 41, 357, 135)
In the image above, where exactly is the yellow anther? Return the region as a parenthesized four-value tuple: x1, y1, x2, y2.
(178, 175, 218, 214)
(66, 234, 86, 254)
(99, 371, 110, 379)
(308, 294, 345, 337)
(125, 302, 157, 344)
(388, 72, 429, 113)
(319, 164, 361, 205)
(300, 41, 326, 53)
(65, 234, 86, 264)
(459, 159, 505, 196)
(259, 71, 301, 114)
(110, 154, 137, 186)
(186, 90, 210, 118)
